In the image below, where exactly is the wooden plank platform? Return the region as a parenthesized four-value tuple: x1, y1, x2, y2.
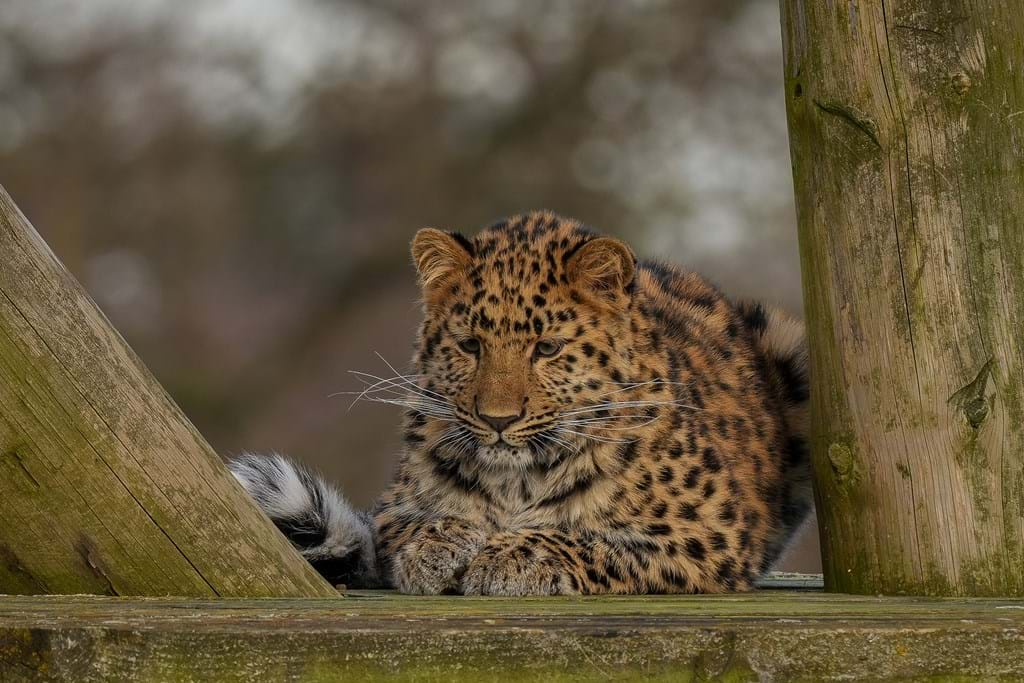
(2, 589, 1023, 681)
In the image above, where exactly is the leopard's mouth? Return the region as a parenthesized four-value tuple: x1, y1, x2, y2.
(475, 443, 535, 468)
(468, 428, 517, 448)
(497, 432, 529, 447)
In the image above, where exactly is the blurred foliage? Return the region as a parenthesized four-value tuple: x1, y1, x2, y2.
(0, 0, 816, 568)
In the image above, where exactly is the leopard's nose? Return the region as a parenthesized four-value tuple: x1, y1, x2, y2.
(478, 412, 520, 433)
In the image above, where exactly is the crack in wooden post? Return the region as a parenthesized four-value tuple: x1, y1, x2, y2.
(781, 0, 1024, 596)
(813, 99, 883, 148)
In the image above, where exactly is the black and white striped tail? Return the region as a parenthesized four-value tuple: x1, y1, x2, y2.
(229, 453, 379, 588)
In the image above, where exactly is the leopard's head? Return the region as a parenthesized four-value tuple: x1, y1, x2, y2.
(408, 212, 638, 468)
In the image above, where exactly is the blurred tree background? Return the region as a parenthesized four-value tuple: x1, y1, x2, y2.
(0, 0, 818, 570)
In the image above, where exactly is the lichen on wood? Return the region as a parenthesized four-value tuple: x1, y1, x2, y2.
(1, 591, 1023, 681)
(0, 185, 334, 598)
(780, 0, 1024, 596)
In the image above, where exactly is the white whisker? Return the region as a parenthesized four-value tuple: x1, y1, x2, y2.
(555, 428, 633, 445)
(559, 415, 662, 431)
(347, 370, 448, 406)
(534, 430, 576, 453)
(334, 381, 439, 412)
(373, 353, 457, 405)
(358, 397, 457, 420)
(556, 413, 660, 424)
(577, 434, 631, 444)
(559, 399, 696, 417)
(593, 378, 686, 399)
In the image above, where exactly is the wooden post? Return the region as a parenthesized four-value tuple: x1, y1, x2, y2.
(0, 185, 334, 597)
(780, 0, 1024, 596)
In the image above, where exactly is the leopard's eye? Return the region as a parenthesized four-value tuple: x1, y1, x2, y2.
(457, 337, 481, 355)
(534, 339, 564, 358)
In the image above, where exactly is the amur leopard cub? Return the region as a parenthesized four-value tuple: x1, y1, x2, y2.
(231, 212, 811, 595)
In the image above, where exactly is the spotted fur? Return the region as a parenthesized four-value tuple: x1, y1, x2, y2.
(238, 212, 811, 595)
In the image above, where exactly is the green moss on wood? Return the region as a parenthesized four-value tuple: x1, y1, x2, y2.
(781, 0, 1024, 597)
(0, 185, 334, 598)
(1, 592, 1023, 682)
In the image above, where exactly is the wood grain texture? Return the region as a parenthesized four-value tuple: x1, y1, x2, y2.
(1, 591, 1023, 681)
(0, 185, 334, 597)
(780, 0, 1024, 595)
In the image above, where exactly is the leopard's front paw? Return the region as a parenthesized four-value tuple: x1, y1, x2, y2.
(460, 532, 580, 596)
(391, 519, 486, 595)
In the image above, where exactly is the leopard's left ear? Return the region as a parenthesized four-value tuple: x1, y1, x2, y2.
(411, 228, 474, 290)
(566, 237, 636, 300)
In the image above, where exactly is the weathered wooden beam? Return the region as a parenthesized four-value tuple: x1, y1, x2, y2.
(780, 1, 1024, 595)
(0, 185, 334, 597)
(1, 591, 1022, 681)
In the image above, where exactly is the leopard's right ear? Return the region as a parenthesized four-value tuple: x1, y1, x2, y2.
(411, 228, 474, 290)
